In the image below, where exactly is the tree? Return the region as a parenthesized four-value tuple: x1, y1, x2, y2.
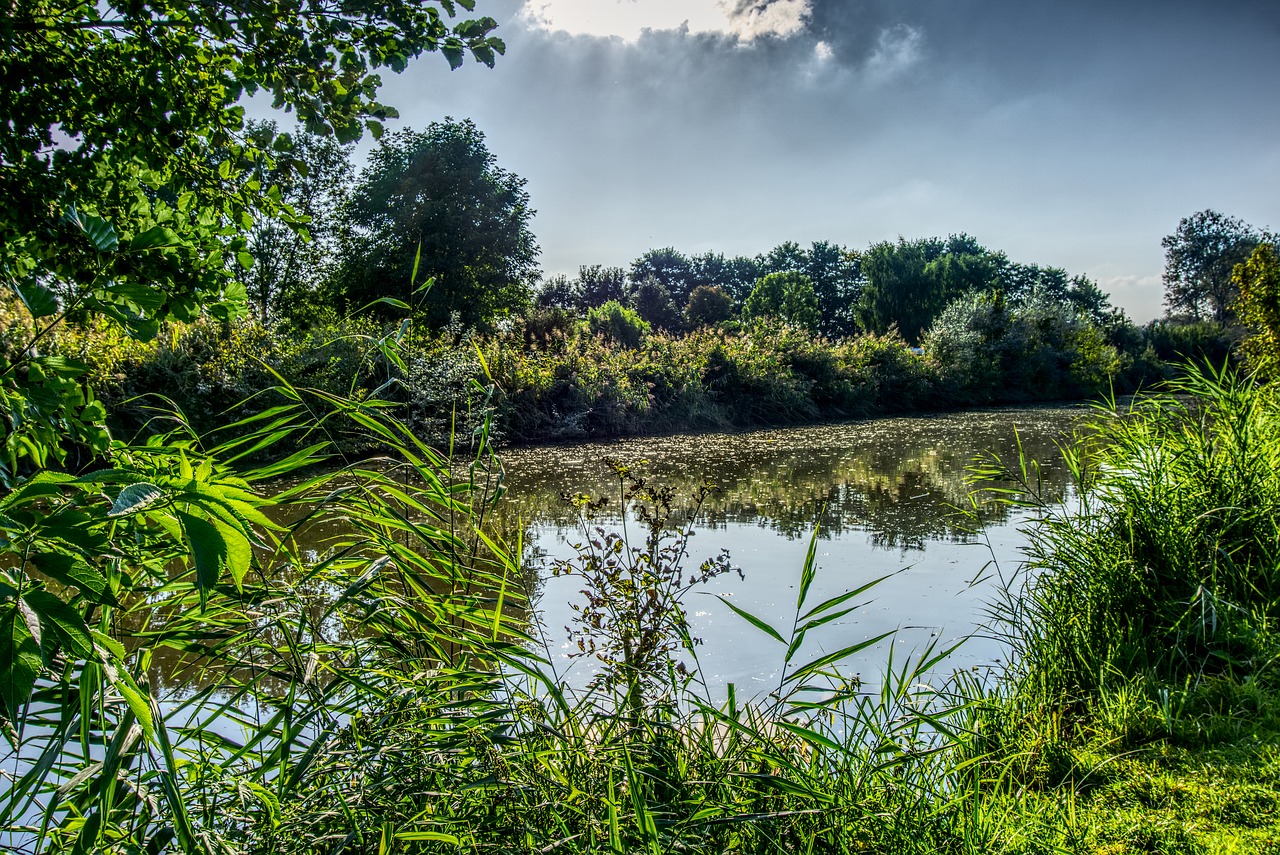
(743, 271, 821, 331)
(575, 264, 628, 310)
(1162, 210, 1267, 323)
(1, 0, 505, 476)
(536, 274, 576, 310)
(631, 247, 695, 307)
(627, 275, 682, 332)
(689, 252, 761, 304)
(857, 236, 980, 344)
(805, 240, 862, 337)
(334, 119, 539, 330)
(685, 285, 735, 328)
(237, 122, 353, 325)
(1233, 243, 1280, 379)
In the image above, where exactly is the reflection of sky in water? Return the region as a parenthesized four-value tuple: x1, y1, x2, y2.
(497, 404, 1088, 698)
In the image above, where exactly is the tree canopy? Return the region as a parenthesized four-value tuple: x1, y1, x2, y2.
(1162, 210, 1269, 323)
(743, 271, 821, 331)
(333, 119, 539, 330)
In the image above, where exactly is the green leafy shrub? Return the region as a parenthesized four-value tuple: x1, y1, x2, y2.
(586, 300, 650, 348)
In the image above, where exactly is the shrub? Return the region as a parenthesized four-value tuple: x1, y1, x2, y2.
(685, 284, 735, 328)
(586, 300, 650, 348)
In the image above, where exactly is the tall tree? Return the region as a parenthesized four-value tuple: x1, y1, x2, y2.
(857, 234, 998, 344)
(627, 275, 682, 332)
(805, 240, 861, 338)
(237, 122, 353, 325)
(631, 247, 695, 307)
(689, 252, 761, 304)
(743, 271, 821, 331)
(335, 119, 539, 330)
(1162, 210, 1267, 323)
(575, 264, 628, 310)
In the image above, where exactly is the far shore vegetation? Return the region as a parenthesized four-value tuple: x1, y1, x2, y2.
(5, 1, 1280, 853)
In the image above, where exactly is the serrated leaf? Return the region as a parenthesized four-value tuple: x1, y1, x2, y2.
(178, 511, 227, 599)
(82, 216, 119, 252)
(236, 251, 254, 269)
(109, 482, 164, 517)
(29, 552, 112, 604)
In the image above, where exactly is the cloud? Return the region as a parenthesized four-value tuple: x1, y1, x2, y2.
(717, 0, 812, 40)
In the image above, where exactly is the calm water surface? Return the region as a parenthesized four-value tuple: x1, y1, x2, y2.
(496, 404, 1086, 696)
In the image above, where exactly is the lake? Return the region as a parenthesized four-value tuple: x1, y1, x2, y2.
(493, 403, 1086, 698)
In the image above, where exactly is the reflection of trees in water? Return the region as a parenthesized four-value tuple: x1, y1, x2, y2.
(490, 405, 1082, 553)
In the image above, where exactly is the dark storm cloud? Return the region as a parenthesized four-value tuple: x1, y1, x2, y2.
(372, 0, 1280, 320)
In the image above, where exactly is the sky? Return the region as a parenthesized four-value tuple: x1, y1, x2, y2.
(361, 0, 1280, 321)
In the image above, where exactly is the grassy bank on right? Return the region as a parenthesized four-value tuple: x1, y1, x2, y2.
(965, 366, 1280, 852)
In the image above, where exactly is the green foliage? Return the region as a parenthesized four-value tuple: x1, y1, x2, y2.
(685, 284, 735, 328)
(1144, 318, 1237, 367)
(586, 300, 650, 348)
(980, 368, 1280, 710)
(1233, 243, 1280, 380)
(857, 234, 996, 344)
(743, 271, 821, 331)
(333, 118, 538, 330)
(923, 289, 1126, 403)
(1, 0, 504, 479)
(553, 463, 737, 713)
(631, 247, 696, 307)
(237, 122, 354, 325)
(627, 275, 683, 332)
(1163, 209, 1270, 323)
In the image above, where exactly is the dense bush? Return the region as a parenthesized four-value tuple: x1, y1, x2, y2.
(923, 290, 1129, 404)
(586, 300, 650, 348)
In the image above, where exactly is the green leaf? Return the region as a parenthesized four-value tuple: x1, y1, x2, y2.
(783, 630, 895, 687)
(178, 510, 228, 597)
(0, 599, 42, 717)
(717, 597, 786, 645)
(83, 216, 119, 252)
(29, 552, 113, 604)
(64, 207, 119, 252)
(15, 280, 59, 318)
(24, 590, 94, 660)
(130, 226, 181, 250)
(109, 482, 164, 517)
(236, 251, 254, 270)
(442, 45, 465, 69)
(116, 677, 155, 743)
(395, 831, 460, 844)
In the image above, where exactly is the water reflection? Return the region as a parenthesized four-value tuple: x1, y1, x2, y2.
(495, 404, 1087, 692)
(495, 405, 1081, 551)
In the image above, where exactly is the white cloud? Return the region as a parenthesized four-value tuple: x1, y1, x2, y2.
(717, 0, 811, 40)
(521, 0, 730, 40)
(520, 0, 811, 41)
